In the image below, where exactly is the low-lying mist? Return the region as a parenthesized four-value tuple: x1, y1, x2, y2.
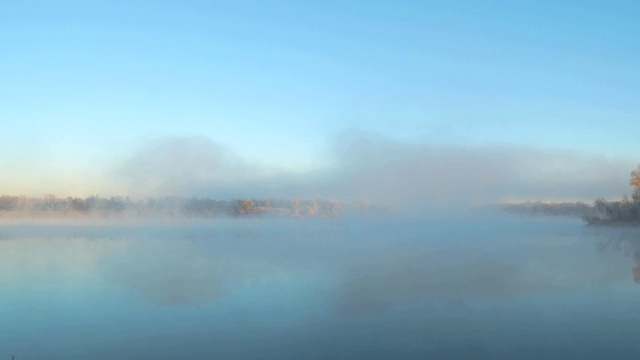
(2, 133, 635, 214)
(115, 134, 634, 208)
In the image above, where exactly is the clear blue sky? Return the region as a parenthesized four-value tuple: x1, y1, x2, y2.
(1, 0, 639, 195)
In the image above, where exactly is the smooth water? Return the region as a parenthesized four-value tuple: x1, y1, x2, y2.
(1, 216, 639, 359)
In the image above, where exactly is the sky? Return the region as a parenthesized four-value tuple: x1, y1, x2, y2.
(1, 0, 639, 203)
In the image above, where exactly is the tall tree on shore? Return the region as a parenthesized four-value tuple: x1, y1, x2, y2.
(631, 165, 640, 200)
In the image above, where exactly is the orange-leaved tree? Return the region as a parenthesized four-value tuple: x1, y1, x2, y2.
(631, 165, 640, 200)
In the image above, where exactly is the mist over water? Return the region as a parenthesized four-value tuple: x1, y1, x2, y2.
(2, 215, 640, 360)
(2, 1, 638, 358)
(111, 135, 635, 207)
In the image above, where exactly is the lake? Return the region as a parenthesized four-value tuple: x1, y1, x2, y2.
(1, 215, 639, 359)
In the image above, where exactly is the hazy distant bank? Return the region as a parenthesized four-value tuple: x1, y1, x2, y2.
(501, 198, 640, 226)
(2, 194, 638, 226)
(500, 201, 592, 218)
(0, 195, 388, 220)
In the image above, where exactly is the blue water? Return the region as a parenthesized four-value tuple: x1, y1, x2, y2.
(1, 216, 639, 359)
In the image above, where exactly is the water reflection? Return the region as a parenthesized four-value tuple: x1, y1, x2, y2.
(0, 236, 128, 287)
(595, 227, 640, 283)
(334, 251, 522, 316)
(104, 241, 224, 306)
(2, 219, 640, 360)
(334, 223, 636, 317)
(0, 226, 294, 308)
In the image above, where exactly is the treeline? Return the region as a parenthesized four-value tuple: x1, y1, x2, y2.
(501, 201, 592, 217)
(581, 165, 640, 226)
(0, 194, 386, 218)
(582, 196, 640, 225)
(503, 165, 640, 226)
(501, 198, 640, 225)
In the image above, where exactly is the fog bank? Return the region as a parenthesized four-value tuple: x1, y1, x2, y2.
(113, 135, 634, 209)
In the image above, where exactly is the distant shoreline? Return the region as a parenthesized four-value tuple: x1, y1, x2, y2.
(501, 199, 640, 227)
(0, 195, 388, 220)
(500, 201, 591, 218)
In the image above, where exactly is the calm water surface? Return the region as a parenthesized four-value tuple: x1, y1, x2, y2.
(1, 216, 639, 359)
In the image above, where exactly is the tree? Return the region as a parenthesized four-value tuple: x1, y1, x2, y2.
(306, 200, 319, 216)
(631, 164, 640, 200)
(44, 193, 57, 211)
(234, 199, 255, 215)
(291, 199, 302, 216)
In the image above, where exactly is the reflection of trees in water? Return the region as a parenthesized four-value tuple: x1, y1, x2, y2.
(596, 228, 640, 283)
(634, 253, 640, 283)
